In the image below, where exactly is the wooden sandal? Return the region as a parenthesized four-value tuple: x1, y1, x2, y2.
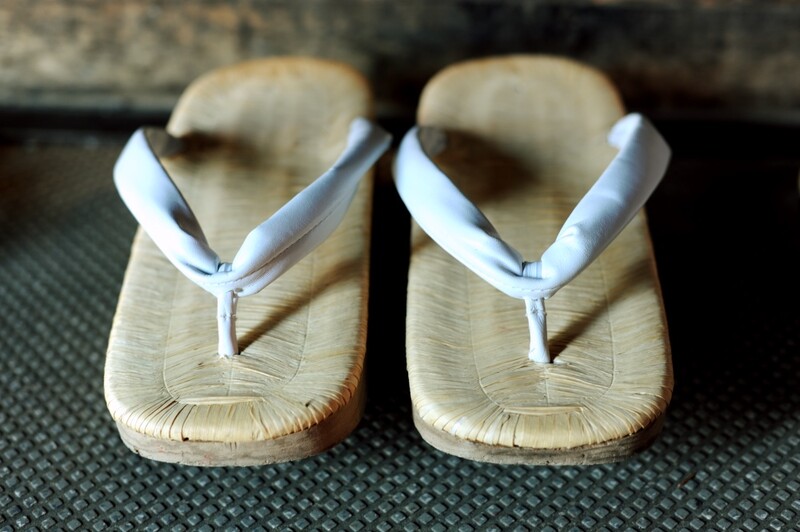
(394, 55, 673, 464)
(105, 58, 390, 466)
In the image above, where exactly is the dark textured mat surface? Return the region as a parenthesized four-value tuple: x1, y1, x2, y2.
(0, 125, 798, 530)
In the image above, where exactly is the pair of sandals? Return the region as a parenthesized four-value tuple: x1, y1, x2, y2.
(106, 56, 673, 466)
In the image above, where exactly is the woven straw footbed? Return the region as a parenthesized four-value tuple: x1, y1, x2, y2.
(406, 56, 673, 462)
(104, 58, 373, 465)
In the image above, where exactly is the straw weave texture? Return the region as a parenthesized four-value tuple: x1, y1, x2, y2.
(104, 59, 373, 451)
(406, 57, 673, 456)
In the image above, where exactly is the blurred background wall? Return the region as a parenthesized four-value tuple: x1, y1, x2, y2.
(1, 0, 799, 122)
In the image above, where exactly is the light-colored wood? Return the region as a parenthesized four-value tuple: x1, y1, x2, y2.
(105, 57, 374, 466)
(4, 1, 800, 120)
(406, 56, 673, 464)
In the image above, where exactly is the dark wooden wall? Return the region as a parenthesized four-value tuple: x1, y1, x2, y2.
(2, 1, 799, 121)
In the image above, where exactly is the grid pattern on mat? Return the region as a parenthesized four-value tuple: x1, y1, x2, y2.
(0, 129, 798, 531)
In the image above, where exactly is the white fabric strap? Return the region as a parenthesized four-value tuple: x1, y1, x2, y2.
(115, 117, 391, 356)
(394, 113, 670, 362)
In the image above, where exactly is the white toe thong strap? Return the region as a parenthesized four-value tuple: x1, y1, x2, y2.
(114, 117, 391, 356)
(394, 113, 670, 363)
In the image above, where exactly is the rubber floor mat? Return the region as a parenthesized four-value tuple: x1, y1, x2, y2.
(0, 129, 798, 530)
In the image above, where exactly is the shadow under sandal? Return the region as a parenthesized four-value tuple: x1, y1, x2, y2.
(105, 58, 390, 466)
(394, 55, 673, 464)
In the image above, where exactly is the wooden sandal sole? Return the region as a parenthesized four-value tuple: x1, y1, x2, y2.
(105, 58, 374, 466)
(405, 56, 673, 464)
